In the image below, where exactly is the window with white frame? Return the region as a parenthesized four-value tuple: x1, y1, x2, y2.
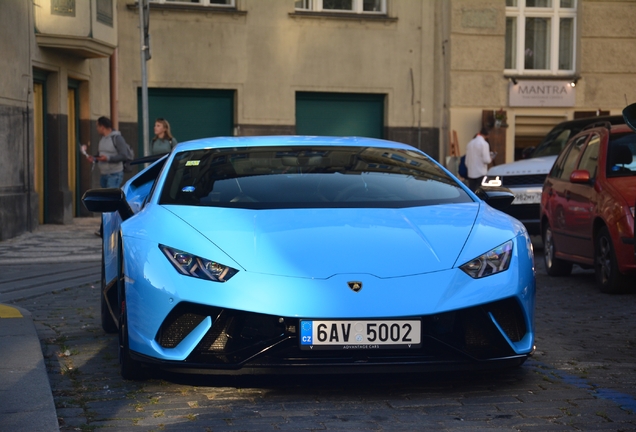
(505, 0, 576, 75)
(149, 0, 234, 6)
(295, 0, 386, 14)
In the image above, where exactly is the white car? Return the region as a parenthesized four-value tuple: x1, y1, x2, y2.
(481, 115, 623, 235)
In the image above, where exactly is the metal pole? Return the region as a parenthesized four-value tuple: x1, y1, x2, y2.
(138, 0, 149, 157)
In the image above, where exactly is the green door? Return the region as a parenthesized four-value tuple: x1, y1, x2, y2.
(296, 92, 384, 138)
(138, 88, 234, 152)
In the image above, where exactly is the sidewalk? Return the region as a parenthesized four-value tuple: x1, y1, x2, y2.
(0, 217, 101, 432)
(0, 217, 101, 265)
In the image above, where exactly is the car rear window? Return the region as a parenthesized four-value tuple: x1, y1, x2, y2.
(159, 146, 472, 209)
(607, 132, 636, 177)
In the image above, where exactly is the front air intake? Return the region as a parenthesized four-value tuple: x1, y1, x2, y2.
(486, 298, 527, 342)
(156, 303, 222, 348)
(423, 297, 528, 360)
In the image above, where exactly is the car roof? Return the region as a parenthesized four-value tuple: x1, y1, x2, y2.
(176, 135, 419, 152)
(553, 114, 624, 129)
(574, 123, 632, 135)
(610, 124, 634, 133)
(526, 115, 625, 158)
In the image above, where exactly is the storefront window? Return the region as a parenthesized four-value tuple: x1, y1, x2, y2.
(526, 0, 551, 7)
(505, 17, 517, 69)
(152, 0, 234, 6)
(525, 17, 550, 70)
(296, 0, 386, 14)
(506, 0, 576, 75)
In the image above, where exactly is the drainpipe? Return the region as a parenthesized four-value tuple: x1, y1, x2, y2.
(110, 48, 118, 130)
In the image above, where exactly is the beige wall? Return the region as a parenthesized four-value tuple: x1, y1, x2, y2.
(33, 0, 117, 46)
(116, 0, 441, 133)
(448, 0, 508, 160)
(34, 0, 93, 37)
(0, 0, 32, 107)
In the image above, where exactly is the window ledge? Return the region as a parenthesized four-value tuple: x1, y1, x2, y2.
(505, 74, 579, 81)
(126, 3, 246, 16)
(36, 34, 116, 59)
(289, 11, 396, 23)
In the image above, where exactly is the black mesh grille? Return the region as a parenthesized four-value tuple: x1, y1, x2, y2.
(485, 298, 527, 342)
(159, 313, 205, 348)
(502, 174, 546, 186)
(422, 299, 527, 360)
(190, 309, 287, 364)
(503, 203, 540, 222)
(156, 303, 222, 348)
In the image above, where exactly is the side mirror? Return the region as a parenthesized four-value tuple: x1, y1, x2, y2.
(570, 169, 591, 184)
(474, 186, 516, 211)
(82, 188, 134, 221)
(623, 103, 636, 132)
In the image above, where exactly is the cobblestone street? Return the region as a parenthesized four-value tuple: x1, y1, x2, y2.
(9, 247, 636, 431)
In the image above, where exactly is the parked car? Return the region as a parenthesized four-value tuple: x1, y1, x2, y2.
(82, 136, 535, 379)
(540, 123, 636, 293)
(482, 115, 624, 235)
(622, 103, 636, 261)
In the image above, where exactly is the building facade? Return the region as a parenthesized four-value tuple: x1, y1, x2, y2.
(450, 0, 636, 164)
(1, 0, 635, 241)
(0, 0, 116, 240)
(115, 0, 444, 161)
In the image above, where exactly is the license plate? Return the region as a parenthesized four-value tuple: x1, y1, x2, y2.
(299, 320, 421, 350)
(512, 191, 542, 205)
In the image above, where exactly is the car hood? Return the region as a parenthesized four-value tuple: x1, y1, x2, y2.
(166, 204, 480, 279)
(487, 155, 557, 176)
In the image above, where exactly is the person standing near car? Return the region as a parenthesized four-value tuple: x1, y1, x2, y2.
(151, 118, 177, 155)
(465, 127, 496, 191)
(87, 116, 133, 237)
(88, 116, 131, 189)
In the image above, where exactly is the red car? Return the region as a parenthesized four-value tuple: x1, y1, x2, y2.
(540, 122, 636, 293)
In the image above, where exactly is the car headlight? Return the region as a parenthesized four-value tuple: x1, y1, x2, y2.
(460, 240, 513, 279)
(160, 245, 238, 282)
(481, 175, 502, 187)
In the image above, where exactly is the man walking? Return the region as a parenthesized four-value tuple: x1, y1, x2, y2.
(465, 127, 496, 191)
(88, 116, 131, 189)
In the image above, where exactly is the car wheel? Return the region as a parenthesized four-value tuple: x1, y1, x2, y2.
(595, 226, 631, 294)
(543, 223, 573, 276)
(117, 246, 145, 380)
(101, 248, 118, 334)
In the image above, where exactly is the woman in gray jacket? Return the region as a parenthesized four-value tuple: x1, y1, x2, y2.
(151, 118, 177, 155)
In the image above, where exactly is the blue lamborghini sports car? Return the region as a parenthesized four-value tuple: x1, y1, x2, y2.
(82, 136, 536, 379)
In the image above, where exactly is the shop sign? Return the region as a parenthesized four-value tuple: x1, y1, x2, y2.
(52, 0, 75, 17)
(509, 80, 575, 107)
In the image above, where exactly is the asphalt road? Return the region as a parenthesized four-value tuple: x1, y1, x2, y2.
(4, 239, 636, 431)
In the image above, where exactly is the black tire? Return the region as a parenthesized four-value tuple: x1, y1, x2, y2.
(101, 248, 118, 334)
(116, 244, 145, 380)
(595, 226, 631, 294)
(542, 223, 573, 276)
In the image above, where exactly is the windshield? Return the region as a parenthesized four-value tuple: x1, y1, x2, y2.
(531, 128, 572, 158)
(159, 146, 472, 209)
(607, 132, 636, 177)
